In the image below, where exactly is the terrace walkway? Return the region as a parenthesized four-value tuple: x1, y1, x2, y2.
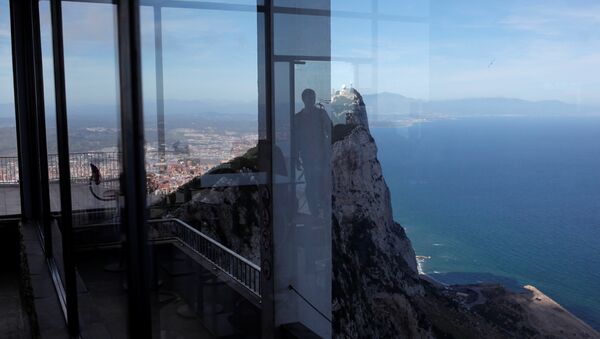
(0, 182, 117, 216)
(69, 218, 261, 338)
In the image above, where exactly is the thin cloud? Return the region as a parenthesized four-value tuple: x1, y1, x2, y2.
(502, 3, 600, 36)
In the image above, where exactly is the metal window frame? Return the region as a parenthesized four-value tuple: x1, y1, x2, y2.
(49, 0, 81, 335)
(31, 0, 54, 260)
(153, 5, 166, 162)
(9, 0, 45, 228)
(261, 0, 275, 337)
(9, 0, 79, 336)
(116, 0, 154, 337)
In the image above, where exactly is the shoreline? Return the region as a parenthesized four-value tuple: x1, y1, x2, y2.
(369, 113, 600, 129)
(415, 255, 600, 335)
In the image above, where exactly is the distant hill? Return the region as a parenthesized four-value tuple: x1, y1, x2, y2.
(362, 92, 600, 117)
(3, 94, 597, 122)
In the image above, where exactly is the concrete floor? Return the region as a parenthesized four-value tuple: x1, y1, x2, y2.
(0, 182, 118, 216)
(0, 183, 262, 338)
(0, 223, 30, 339)
(0, 184, 20, 216)
(0, 270, 30, 339)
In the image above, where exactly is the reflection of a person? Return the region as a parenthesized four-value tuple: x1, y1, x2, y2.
(294, 88, 332, 216)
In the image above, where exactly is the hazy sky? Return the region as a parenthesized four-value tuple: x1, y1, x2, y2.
(1, 0, 599, 109)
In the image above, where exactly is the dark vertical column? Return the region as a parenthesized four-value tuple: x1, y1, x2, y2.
(31, 0, 53, 258)
(9, 0, 43, 225)
(153, 6, 166, 163)
(116, 0, 152, 337)
(288, 61, 297, 208)
(261, 0, 276, 338)
(49, 0, 79, 336)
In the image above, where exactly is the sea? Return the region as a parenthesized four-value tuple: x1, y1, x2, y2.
(372, 116, 600, 330)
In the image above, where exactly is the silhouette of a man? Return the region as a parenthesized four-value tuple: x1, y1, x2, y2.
(294, 88, 332, 216)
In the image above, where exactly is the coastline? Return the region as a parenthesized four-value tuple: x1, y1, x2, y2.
(374, 119, 600, 331)
(414, 255, 600, 337)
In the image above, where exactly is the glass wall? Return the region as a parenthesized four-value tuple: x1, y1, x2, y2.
(36, 2, 68, 317)
(327, 0, 600, 335)
(137, 1, 334, 337)
(6, 0, 600, 338)
(39, 0, 130, 336)
(139, 2, 265, 337)
(0, 0, 19, 216)
(62, 2, 128, 337)
(39, 1, 60, 214)
(272, 4, 332, 337)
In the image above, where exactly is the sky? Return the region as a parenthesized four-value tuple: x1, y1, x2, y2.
(1, 0, 599, 112)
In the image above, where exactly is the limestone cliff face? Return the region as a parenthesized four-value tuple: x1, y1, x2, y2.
(330, 88, 600, 339)
(331, 124, 429, 338)
(330, 88, 445, 338)
(331, 121, 417, 275)
(165, 89, 599, 339)
(329, 99, 505, 338)
(330, 87, 370, 130)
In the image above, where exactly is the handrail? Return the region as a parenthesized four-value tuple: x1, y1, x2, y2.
(151, 218, 260, 270)
(0, 150, 186, 184)
(0, 150, 180, 184)
(149, 218, 261, 297)
(0, 151, 135, 184)
(70, 217, 262, 298)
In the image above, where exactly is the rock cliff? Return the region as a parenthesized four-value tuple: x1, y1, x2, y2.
(162, 88, 600, 339)
(329, 88, 599, 339)
(330, 90, 498, 338)
(331, 87, 370, 130)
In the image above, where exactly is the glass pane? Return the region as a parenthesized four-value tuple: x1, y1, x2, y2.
(272, 6, 332, 337)
(325, 0, 600, 337)
(330, 0, 371, 13)
(274, 13, 330, 58)
(273, 59, 332, 337)
(380, 0, 429, 17)
(0, 0, 20, 216)
(274, 0, 329, 10)
(140, 3, 264, 337)
(39, 1, 61, 215)
(60, 2, 128, 337)
(36, 0, 66, 299)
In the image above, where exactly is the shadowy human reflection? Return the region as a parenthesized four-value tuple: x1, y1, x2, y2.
(294, 88, 333, 218)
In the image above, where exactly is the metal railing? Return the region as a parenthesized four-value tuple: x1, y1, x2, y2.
(55, 152, 121, 183)
(150, 218, 261, 298)
(0, 151, 121, 184)
(0, 157, 19, 184)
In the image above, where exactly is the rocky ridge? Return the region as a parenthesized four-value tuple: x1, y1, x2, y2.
(329, 88, 599, 338)
(162, 88, 600, 338)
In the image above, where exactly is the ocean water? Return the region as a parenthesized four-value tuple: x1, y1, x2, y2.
(372, 116, 600, 330)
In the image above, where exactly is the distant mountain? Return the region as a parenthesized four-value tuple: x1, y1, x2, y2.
(3, 94, 597, 122)
(362, 93, 600, 117)
(362, 92, 416, 115)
